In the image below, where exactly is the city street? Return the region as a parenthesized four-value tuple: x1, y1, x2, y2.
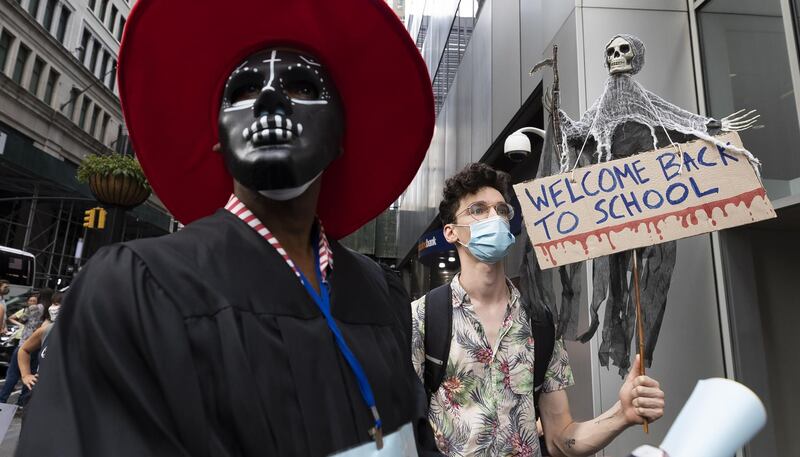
(1, 0, 799, 456)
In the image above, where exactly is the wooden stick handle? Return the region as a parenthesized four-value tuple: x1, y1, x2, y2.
(632, 250, 649, 434)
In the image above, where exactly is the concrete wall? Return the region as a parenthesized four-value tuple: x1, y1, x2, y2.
(0, 0, 134, 162)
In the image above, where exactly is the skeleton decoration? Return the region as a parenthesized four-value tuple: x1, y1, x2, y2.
(522, 35, 761, 377)
(218, 49, 344, 200)
(558, 34, 760, 171)
(606, 36, 636, 75)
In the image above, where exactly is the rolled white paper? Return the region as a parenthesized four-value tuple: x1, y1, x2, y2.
(660, 378, 766, 457)
(630, 445, 667, 457)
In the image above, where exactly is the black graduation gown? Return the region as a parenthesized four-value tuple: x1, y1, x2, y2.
(16, 210, 435, 457)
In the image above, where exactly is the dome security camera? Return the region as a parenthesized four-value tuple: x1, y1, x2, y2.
(503, 127, 545, 162)
(504, 132, 531, 162)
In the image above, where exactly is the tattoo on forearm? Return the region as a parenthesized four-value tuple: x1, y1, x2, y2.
(565, 438, 576, 449)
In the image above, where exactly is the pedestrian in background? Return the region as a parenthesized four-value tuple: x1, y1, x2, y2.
(0, 279, 11, 334)
(0, 290, 49, 405)
(18, 292, 63, 401)
(0, 279, 10, 334)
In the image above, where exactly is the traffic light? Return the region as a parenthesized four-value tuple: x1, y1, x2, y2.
(83, 207, 108, 229)
(83, 208, 96, 228)
(95, 207, 107, 229)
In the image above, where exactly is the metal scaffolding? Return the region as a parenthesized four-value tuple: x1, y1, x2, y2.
(0, 162, 165, 290)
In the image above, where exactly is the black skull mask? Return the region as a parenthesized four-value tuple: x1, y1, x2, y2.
(218, 49, 345, 199)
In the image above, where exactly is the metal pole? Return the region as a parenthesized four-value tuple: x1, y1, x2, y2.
(3, 201, 17, 246)
(22, 185, 39, 250)
(57, 201, 75, 284)
(78, 226, 88, 266)
(632, 249, 649, 434)
(45, 200, 64, 287)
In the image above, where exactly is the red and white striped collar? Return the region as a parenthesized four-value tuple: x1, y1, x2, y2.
(224, 194, 333, 281)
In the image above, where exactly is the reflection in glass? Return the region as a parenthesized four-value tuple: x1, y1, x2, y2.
(431, 1, 476, 115)
(699, 0, 800, 202)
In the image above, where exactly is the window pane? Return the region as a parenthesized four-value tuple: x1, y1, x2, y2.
(43, 69, 58, 104)
(99, 0, 108, 22)
(89, 106, 101, 136)
(100, 112, 110, 143)
(90, 39, 100, 72)
(100, 50, 109, 78)
(42, 0, 57, 31)
(115, 124, 124, 153)
(699, 0, 800, 202)
(78, 96, 90, 128)
(108, 5, 117, 31)
(28, 0, 40, 18)
(56, 7, 70, 43)
(28, 57, 45, 94)
(108, 58, 117, 91)
(117, 17, 125, 41)
(88, 0, 96, 11)
(0, 32, 14, 74)
(64, 87, 80, 118)
(80, 29, 91, 63)
(12, 44, 31, 84)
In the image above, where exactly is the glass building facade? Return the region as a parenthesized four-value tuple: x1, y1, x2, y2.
(398, 1, 800, 455)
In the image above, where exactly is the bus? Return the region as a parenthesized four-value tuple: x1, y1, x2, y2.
(0, 246, 35, 299)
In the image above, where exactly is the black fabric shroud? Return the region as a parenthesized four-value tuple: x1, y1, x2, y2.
(519, 118, 693, 377)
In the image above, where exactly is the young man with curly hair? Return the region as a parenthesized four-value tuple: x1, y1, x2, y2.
(411, 163, 665, 457)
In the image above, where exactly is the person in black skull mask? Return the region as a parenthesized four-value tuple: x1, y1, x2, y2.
(16, 1, 439, 456)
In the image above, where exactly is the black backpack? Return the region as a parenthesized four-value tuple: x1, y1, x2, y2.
(422, 283, 556, 418)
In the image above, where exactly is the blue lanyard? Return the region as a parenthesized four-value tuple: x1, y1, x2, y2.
(296, 234, 383, 448)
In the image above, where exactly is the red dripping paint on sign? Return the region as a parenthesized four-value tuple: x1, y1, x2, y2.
(514, 133, 776, 269)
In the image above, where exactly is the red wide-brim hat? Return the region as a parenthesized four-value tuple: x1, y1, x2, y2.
(118, 0, 434, 239)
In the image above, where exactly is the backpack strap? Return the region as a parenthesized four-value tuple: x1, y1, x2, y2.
(422, 283, 453, 397)
(530, 300, 556, 415)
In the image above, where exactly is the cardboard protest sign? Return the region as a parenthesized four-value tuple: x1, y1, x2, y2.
(514, 132, 776, 269)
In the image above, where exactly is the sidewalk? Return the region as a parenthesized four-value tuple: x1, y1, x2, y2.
(0, 391, 22, 457)
(0, 415, 20, 457)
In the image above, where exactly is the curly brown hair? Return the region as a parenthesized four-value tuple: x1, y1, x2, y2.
(439, 163, 512, 225)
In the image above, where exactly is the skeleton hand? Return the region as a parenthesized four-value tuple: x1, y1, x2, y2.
(721, 109, 760, 132)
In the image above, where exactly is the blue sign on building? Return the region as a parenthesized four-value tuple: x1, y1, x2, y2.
(417, 228, 454, 265)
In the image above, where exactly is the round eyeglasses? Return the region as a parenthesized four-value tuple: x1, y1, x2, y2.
(455, 201, 515, 222)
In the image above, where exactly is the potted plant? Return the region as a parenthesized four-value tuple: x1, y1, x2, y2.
(77, 153, 151, 208)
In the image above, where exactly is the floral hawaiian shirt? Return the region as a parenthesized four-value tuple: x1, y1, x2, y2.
(411, 275, 574, 457)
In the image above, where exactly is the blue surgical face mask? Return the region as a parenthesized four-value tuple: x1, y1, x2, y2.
(455, 216, 516, 264)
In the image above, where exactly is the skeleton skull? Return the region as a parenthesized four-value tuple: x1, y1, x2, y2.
(606, 37, 635, 75)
